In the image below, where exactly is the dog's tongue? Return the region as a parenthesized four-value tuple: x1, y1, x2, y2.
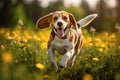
(57, 29, 64, 38)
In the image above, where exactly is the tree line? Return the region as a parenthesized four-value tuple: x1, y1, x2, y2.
(0, 0, 120, 32)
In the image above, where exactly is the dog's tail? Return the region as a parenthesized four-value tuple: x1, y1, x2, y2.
(77, 14, 98, 28)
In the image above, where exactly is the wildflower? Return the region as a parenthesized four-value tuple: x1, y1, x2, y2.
(90, 26, 96, 32)
(8, 36, 14, 40)
(118, 46, 120, 50)
(98, 48, 103, 52)
(100, 43, 107, 49)
(1, 45, 5, 49)
(2, 52, 13, 63)
(109, 33, 116, 39)
(92, 57, 99, 62)
(82, 74, 93, 80)
(18, 19, 23, 26)
(33, 35, 38, 40)
(40, 42, 47, 49)
(114, 23, 120, 32)
(44, 75, 49, 79)
(95, 38, 101, 42)
(103, 32, 109, 37)
(0, 28, 6, 34)
(35, 63, 45, 70)
(88, 43, 93, 46)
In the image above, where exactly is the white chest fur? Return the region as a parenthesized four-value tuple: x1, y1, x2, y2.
(51, 35, 73, 54)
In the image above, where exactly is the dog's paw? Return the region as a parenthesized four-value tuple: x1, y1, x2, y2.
(59, 61, 67, 68)
(59, 65, 65, 68)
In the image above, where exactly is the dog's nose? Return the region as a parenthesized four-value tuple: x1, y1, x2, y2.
(57, 22, 63, 27)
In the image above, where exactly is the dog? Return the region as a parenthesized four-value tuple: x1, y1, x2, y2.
(36, 11, 97, 71)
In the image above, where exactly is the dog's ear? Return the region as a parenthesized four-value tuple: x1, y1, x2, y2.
(69, 13, 78, 31)
(77, 14, 98, 28)
(36, 13, 53, 29)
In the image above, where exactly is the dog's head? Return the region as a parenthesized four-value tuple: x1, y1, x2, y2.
(36, 11, 97, 38)
(36, 11, 77, 38)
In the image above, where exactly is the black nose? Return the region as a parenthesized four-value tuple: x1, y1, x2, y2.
(57, 22, 63, 27)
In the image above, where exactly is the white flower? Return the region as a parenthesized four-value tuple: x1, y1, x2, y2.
(90, 26, 96, 32)
(18, 19, 24, 26)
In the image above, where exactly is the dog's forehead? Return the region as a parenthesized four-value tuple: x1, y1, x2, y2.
(53, 11, 69, 17)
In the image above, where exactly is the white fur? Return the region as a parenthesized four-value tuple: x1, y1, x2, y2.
(47, 13, 97, 71)
(48, 31, 74, 70)
(54, 14, 68, 29)
(77, 14, 98, 28)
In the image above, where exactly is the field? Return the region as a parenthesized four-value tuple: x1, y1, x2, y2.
(0, 21, 120, 80)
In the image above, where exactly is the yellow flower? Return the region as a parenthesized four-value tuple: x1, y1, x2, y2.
(109, 33, 116, 39)
(40, 42, 47, 49)
(2, 52, 13, 63)
(88, 43, 93, 46)
(118, 46, 120, 50)
(92, 57, 99, 62)
(0, 28, 6, 34)
(35, 63, 45, 70)
(82, 74, 93, 80)
(98, 48, 103, 52)
(95, 38, 101, 42)
(44, 75, 49, 79)
(100, 43, 107, 49)
(1, 45, 5, 49)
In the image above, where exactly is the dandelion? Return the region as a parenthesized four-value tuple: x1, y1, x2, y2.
(114, 23, 120, 32)
(90, 26, 96, 32)
(100, 43, 107, 49)
(88, 43, 93, 46)
(44, 75, 49, 79)
(118, 46, 120, 50)
(0, 28, 6, 34)
(82, 74, 93, 80)
(40, 42, 47, 49)
(18, 19, 24, 26)
(95, 38, 101, 42)
(8, 36, 14, 40)
(103, 32, 109, 37)
(2, 52, 13, 63)
(109, 33, 116, 39)
(92, 57, 99, 62)
(35, 63, 45, 70)
(1, 45, 5, 49)
(98, 48, 103, 52)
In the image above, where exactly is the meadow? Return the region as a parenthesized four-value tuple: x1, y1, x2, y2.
(0, 20, 120, 80)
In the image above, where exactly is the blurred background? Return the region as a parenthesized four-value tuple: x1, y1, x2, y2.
(0, 0, 120, 32)
(0, 0, 120, 80)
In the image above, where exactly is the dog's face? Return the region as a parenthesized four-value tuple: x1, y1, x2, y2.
(51, 11, 72, 38)
(36, 11, 78, 38)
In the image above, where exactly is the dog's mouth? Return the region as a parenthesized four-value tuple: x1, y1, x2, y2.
(56, 28, 65, 38)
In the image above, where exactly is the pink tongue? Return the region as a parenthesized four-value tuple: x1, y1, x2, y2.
(57, 29, 64, 38)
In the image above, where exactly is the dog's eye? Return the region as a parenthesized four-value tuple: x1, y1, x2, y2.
(63, 16, 67, 20)
(53, 17, 58, 20)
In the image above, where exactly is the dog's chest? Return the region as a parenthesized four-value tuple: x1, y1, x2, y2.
(52, 36, 72, 54)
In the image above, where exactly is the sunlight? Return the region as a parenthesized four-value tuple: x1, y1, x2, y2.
(64, 0, 82, 7)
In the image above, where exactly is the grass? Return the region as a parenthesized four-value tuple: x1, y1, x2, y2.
(0, 21, 120, 80)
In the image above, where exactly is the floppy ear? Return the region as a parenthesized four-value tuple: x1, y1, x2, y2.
(77, 14, 98, 28)
(36, 13, 53, 29)
(69, 13, 78, 31)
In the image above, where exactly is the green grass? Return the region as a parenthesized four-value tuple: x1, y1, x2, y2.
(0, 24, 120, 80)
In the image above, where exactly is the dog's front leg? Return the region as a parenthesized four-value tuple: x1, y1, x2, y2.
(59, 50, 74, 68)
(48, 47, 58, 71)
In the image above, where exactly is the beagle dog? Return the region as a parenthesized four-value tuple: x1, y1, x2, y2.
(36, 11, 97, 71)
